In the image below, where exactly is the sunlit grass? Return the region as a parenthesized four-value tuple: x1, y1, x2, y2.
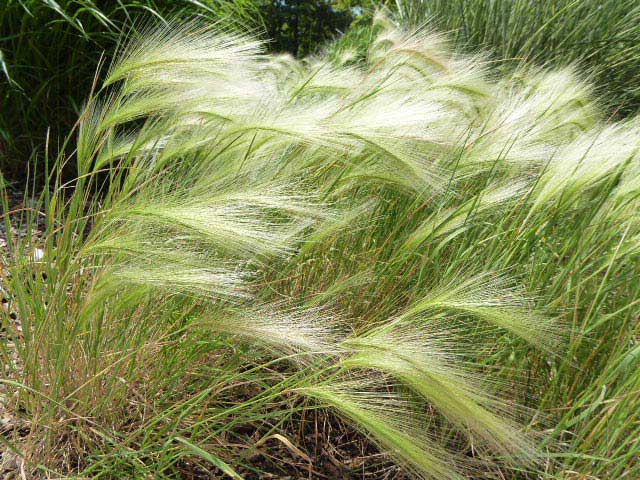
(0, 13, 639, 479)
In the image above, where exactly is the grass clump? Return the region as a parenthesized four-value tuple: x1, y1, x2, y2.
(1, 13, 640, 479)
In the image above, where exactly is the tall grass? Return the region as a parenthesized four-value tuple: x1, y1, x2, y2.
(334, 1, 640, 116)
(1, 13, 639, 479)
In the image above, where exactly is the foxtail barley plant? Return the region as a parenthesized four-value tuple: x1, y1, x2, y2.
(1, 13, 639, 479)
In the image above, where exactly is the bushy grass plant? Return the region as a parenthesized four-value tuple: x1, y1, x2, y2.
(1, 14, 639, 479)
